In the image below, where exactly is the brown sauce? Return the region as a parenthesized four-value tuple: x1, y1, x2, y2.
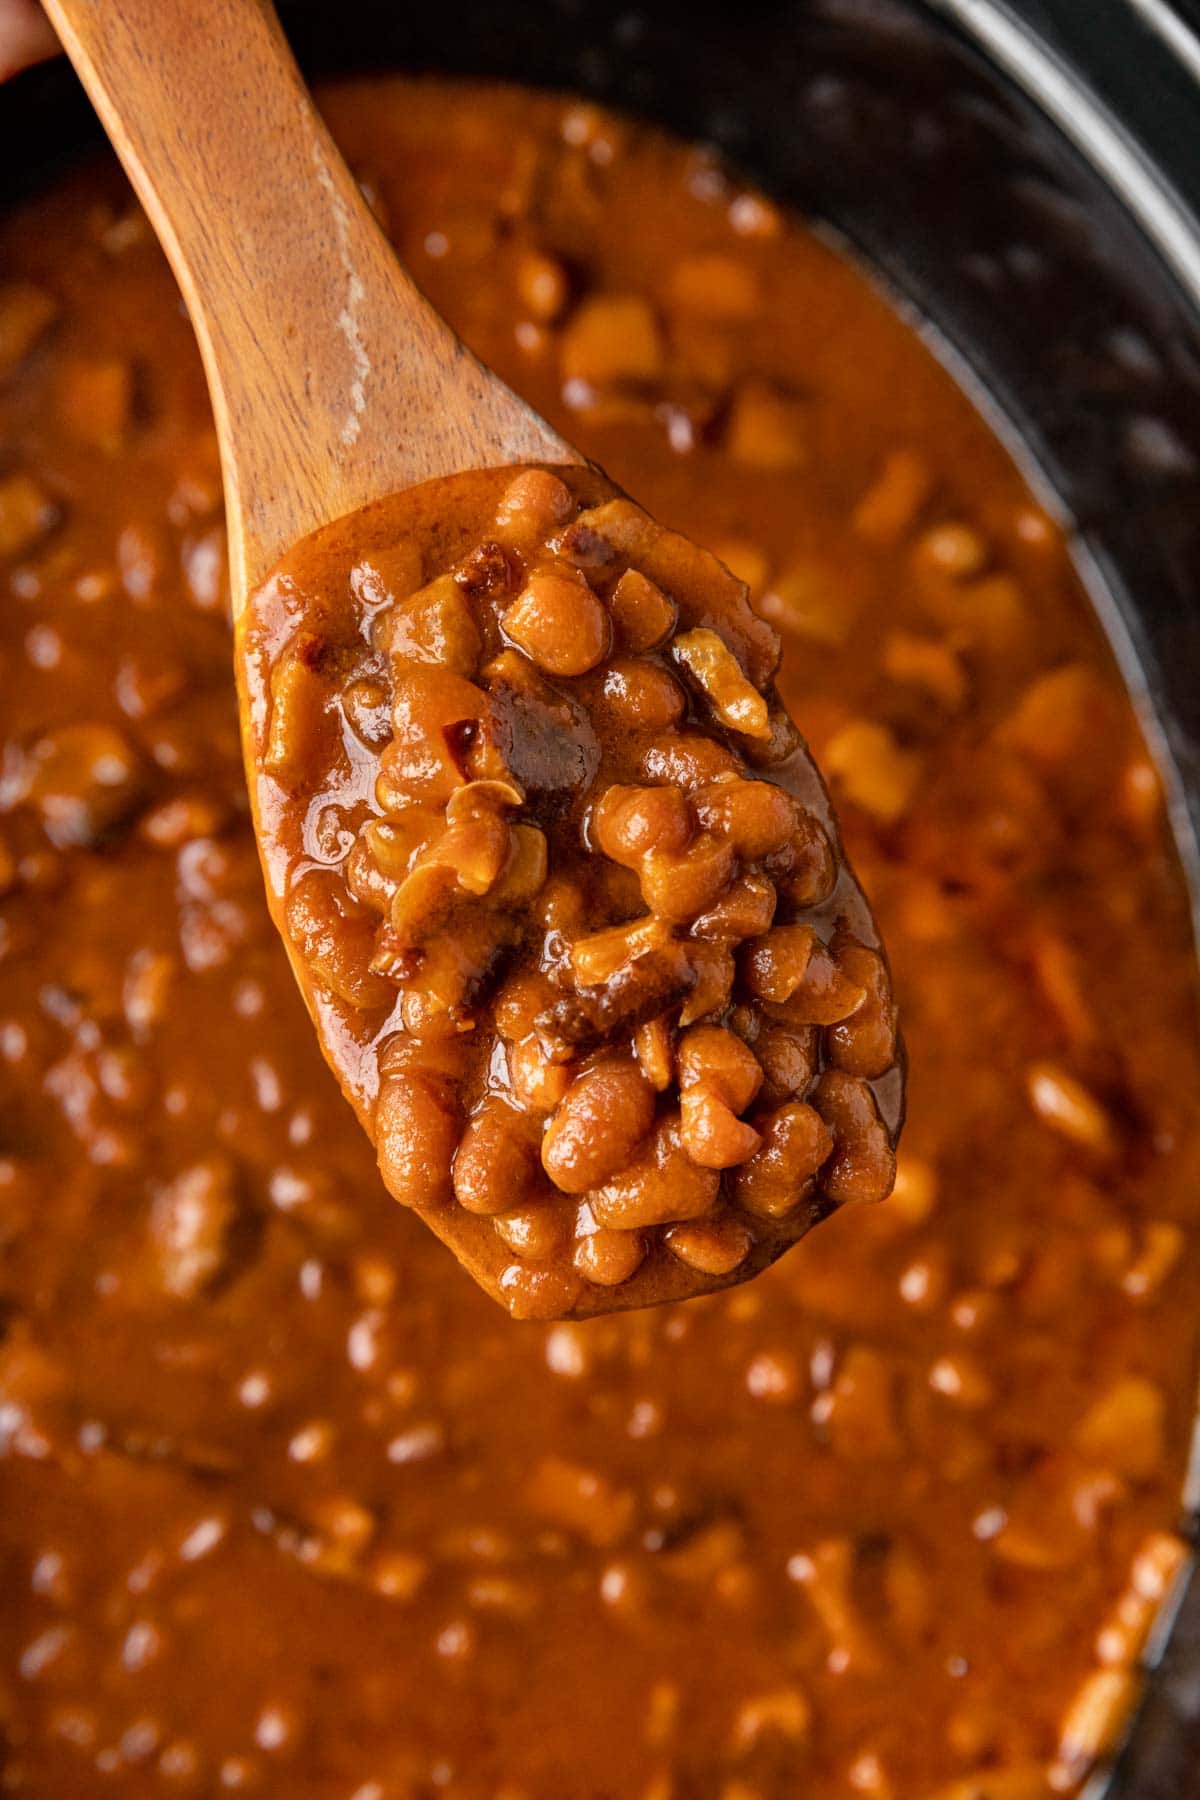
(0, 74, 1197, 1799)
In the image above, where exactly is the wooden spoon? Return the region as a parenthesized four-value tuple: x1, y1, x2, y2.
(44, 0, 904, 1319)
(41, 0, 578, 606)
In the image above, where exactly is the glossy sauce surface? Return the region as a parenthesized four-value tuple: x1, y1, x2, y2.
(0, 76, 1197, 1799)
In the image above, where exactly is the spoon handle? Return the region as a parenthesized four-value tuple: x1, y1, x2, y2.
(42, 0, 574, 598)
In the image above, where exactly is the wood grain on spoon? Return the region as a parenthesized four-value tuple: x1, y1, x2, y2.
(41, 0, 577, 603)
(45, 0, 904, 1317)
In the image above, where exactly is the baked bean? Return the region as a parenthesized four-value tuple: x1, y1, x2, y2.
(0, 280, 58, 376)
(665, 1215, 752, 1275)
(769, 812, 837, 908)
(828, 940, 898, 1078)
(590, 1113, 720, 1229)
(495, 468, 576, 542)
(1073, 1375, 1165, 1482)
(852, 446, 933, 545)
(285, 871, 394, 1010)
(928, 1350, 993, 1409)
(669, 252, 760, 320)
(913, 520, 988, 580)
(574, 498, 782, 683)
(642, 732, 741, 789)
(729, 1687, 812, 1755)
(884, 630, 969, 712)
(678, 1025, 762, 1109)
(454, 1097, 542, 1215)
(732, 1103, 832, 1216)
(811, 1071, 896, 1204)
(340, 675, 392, 749)
(592, 784, 693, 866)
(117, 517, 170, 600)
(379, 1030, 469, 1086)
(383, 864, 459, 954)
(824, 720, 922, 824)
(1000, 665, 1118, 778)
(559, 293, 664, 388)
(17, 721, 144, 849)
(574, 1225, 647, 1286)
(123, 947, 176, 1038)
(501, 566, 610, 676)
(639, 834, 736, 924)
(0, 470, 58, 557)
(754, 1022, 820, 1104)
(952, 572, 1030, 657)
(515, 250, 569, 323)
(149, 1158, 239, 1299)
(679, 939, 736, 1025)
(743, 926, 866, 1025)
(114, 650, 187, 722)
(59, 356, 133, 452)
(788, 1538, 883, 1676)
(493, 970, 556, 1040)
(497, 1260, 583, 1321)
(375, 1065, 460, 1209)
(381, 666, 492, 808)
(139, 792, 225, 851)
(430, 781, 518, 893)
(360, 809, 441, 887)
(610, 567, 676, 650)
(351, 540, 424, 609)
(525, 1453, 637, 1548)
(264, 637, 333, 785)
(541, 1053, 656, 1193)
(595, 659, 686, 730)
(724, 378, 810, 470)
(695, 776, 796, 859)
(1121, 1222, 1185, 1302)
(692, 872, 777, 941)
(396, 935, 496, 1039)
(680, 1084, 761, 1167)
(744, 1349, 802, 1405)
(1026, 1062, 1116, 1157)
(385, 574, 482, 676)
(493, 1199, 571, 1260)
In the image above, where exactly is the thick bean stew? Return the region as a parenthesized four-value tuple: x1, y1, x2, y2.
(0, 75, 1197, 1800)
(244, 464, 901, 1317)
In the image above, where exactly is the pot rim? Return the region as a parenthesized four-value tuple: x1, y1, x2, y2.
(922, 0, 1200, 940)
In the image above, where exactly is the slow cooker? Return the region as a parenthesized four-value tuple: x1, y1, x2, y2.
(3, 1, 1197, 1791)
